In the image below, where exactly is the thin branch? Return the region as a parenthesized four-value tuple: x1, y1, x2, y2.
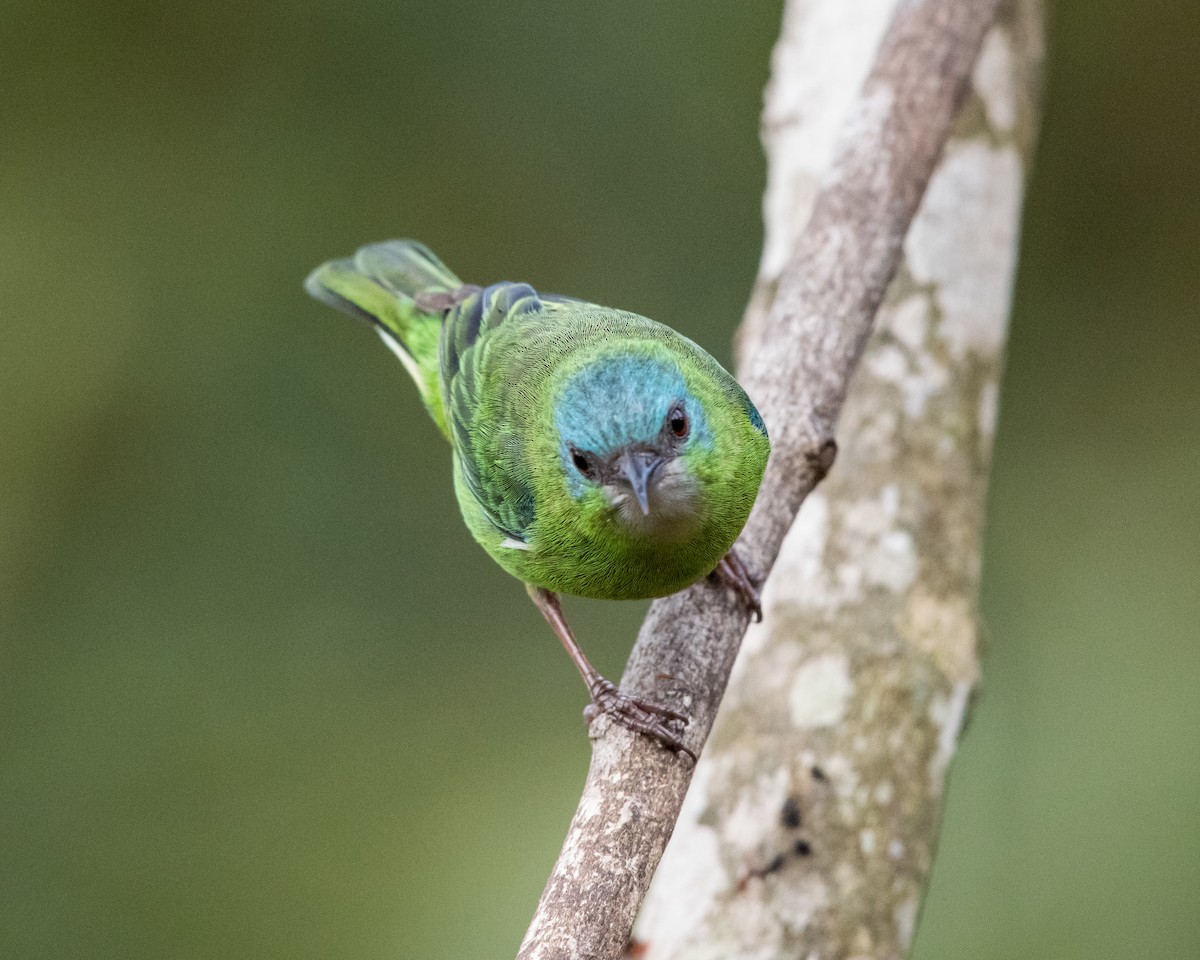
(517, 1, 1001, 957)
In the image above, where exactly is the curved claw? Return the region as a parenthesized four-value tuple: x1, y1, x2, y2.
(585, 679, 696, 761)
(714, 549, 763, 622)
(623, 696, 689, 724)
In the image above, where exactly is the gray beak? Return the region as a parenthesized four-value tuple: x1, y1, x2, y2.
(617, 450, 664, 516)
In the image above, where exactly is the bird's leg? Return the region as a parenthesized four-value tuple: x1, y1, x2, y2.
(713, 548, 763, 622)
(526, 584, 694, 761)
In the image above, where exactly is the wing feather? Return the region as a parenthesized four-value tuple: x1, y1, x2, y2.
(441, 282, 569, 542)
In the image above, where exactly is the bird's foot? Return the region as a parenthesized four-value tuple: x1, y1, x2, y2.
(583, 678, 695, 761)
(714, 548, 763, 622)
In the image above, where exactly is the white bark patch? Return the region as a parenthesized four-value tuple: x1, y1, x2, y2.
(765, 873, 828, 935)
(895, 896, 920, 950)
(842, 487, 918, 594)
(827, 85, 896, 190)
(737, 617, 771, 662)
(978, 378, 999, 444)
(606, 798, 638, 835)
(703, 896, 795, 960)
(864, 336, 949, 419)
(928, 681, 973, 791)
(634, 820, 725, 958)
(725, 767, 791, 853)
(788, 653, 853, 728)
(905, 141, 1022, 360)
(773, 486, 917, 616)
(635, 761, 733, 958)
(973, 29, 1018, 133)
(883, 293, 930, 351)
(760, 0, 895, 282)
(576, 783, 605, 825)
(865, 342, 907, 382)
(768, 492, 833, 612)
(826, 753, 862, 825)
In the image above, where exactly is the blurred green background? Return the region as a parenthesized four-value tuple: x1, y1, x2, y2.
(2, 0, 1197, 957)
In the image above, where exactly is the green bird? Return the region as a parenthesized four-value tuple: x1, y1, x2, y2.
(305, 240, 769, 756)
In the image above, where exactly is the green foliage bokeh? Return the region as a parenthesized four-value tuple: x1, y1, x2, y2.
(2, 1, 1197, 957)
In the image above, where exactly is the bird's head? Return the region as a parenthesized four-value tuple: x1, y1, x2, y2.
(552, 349, 723, 537)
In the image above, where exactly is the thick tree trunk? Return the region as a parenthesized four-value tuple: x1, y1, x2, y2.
(632, 1, 1043, 957)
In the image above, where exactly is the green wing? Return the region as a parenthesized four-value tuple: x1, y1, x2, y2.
(441, 282, 579, 543)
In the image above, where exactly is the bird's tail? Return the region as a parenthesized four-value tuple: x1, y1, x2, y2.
(304, 239, 463, 437)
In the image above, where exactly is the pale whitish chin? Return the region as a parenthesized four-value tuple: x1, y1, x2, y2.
(605, 461, 701, 538)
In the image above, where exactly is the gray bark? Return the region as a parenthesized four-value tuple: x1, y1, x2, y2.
(633, 1, 1043, 958)
(517, 0, 1026, 957)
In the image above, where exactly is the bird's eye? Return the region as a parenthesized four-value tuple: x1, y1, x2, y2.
(668, 406, 689, 439)
(570, 447, 594, 477)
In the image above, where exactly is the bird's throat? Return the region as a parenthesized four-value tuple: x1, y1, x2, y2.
(608, 471, 701, 540)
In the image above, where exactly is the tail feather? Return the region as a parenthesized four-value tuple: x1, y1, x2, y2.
(353, 240, 460, 298)
(305, 240, 462, 439)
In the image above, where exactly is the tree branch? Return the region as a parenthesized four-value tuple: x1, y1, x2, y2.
(635, 0, 1043, 954)
(517, 1, 1002, 957)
